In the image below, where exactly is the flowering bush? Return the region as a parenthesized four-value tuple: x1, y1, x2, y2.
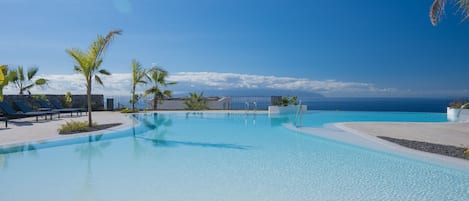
(449, 100, 469, 109)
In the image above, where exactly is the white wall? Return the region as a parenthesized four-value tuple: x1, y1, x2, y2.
(447, 107, 469, 122)
(268, 105, 308, 115)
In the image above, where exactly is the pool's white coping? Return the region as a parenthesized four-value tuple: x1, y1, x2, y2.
(1, 110, 468, 171)
(0, 110, 264, 147)
(0, 111, 136, 148)
(286, 122, 469, 171)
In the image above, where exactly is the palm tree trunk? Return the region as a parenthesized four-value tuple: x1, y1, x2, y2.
(87, 81, 93, 127)
(131, 86, 135, 112)
(19, 83, 23, 95)
(153, 95, 158, 110)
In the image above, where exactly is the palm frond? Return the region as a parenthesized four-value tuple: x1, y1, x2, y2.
(94, 59, 103, 71)
(98, 69, 111, 76)
(137, 79, 147, 84)
(163, 90, 172, 97)
(8, 70, 17, 82)
(144, 87, 159, 96)
(131, 59, 144, 82)
(27, 67, 39, 80)
(73, 66, 82, 73)
(95, 75, 104, 86)
(456, 0, 469, 20)
(34, 78, 48, 85)
(17, 66, 25, 81)
(430, 0, 469, 25)
(430, 0, 446, 25)
(90, 30, 122, 64)
(66, 48, 89, 69)
(22, 83, 34, 91)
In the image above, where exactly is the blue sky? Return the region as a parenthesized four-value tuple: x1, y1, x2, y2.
(1, 0, 469, 97)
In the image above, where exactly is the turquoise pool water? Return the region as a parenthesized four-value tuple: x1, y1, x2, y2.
(0, 111, 467, 201)
(275, 110, 448, 127)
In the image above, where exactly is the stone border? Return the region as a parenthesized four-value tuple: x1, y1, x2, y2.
(378, 136, 467, 159)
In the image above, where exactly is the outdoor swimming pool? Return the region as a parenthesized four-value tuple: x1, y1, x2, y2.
(0, 111, 468, 201)
(274, 110, 448, 127)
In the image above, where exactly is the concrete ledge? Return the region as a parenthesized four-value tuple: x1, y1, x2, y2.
(268, 105, 307, 115)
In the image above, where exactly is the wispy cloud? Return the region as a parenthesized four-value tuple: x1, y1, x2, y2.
(168, 72, 396, 96)
(2, 72, 396, 96)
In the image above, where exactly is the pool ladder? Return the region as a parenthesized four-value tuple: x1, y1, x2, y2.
(294, 100, 303, 127)
(245, 101, 257, 113)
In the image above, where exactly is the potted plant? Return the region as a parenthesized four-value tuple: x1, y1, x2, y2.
(447, 100, 469, 122)
(268, 96, 306, 115)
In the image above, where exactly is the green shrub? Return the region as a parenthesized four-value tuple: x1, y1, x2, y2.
(280, 96, 298, 106)
(64, 92, 72, 108)
(120, 107, 133, 113)
(449, 100, 469, 109)
(281, 97, 289, 106)
(59, 121, 97, 133)
(184, 92, 209, 110)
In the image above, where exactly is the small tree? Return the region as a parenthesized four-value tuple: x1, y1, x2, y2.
(10, 66, 48, 95)
(130, 59, 148, 112)
(144, 67, 176, 110)
(184, 92, 209, 110)
(66, 29, 122, 127)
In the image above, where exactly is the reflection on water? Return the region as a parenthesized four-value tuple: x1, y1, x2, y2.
(75, 135, 111, 160)
(269, 115, 293, 127)
(133, 112, 251, 151)
(74, 134, 111, 201)
(0, 144, 38, 154)
(136, 137, 251, 150)
(130, 113, 174, 158)
(0, 144, 38, 170)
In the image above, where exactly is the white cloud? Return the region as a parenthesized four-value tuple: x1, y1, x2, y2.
(2, 72, 397, 96)
(168, 72, 396, 95)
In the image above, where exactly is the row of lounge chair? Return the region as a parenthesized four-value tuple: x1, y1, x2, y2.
(37, 99, 85, 118)
(0, 100, 86, 127)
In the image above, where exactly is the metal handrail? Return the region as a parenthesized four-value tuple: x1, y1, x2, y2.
(294, 100, 303, 127)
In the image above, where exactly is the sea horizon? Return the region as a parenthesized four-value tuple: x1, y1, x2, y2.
(106, 95, 468, 113)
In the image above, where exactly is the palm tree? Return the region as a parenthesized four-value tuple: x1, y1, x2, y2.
(144, 67, 176, 110)
(66, 29, 122, 127)
(430, 0, 469, 25)
(184, 91, 209, 110)
(130, 59, 148, 112)
(10, 66, 48, 95)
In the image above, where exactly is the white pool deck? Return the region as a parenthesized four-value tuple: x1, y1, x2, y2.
(0, 111, 134, 147)
(1, 110, 469, 169)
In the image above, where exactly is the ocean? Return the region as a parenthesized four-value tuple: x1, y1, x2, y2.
(106, 96, 463, 113)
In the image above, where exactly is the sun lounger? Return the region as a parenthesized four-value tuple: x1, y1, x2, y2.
(0, 116, 7, 128)
(0, 102, 50, 122)
(49, 99, 86, 115)
(13, 101, 56, 120)
(37, 99, 84, 118)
